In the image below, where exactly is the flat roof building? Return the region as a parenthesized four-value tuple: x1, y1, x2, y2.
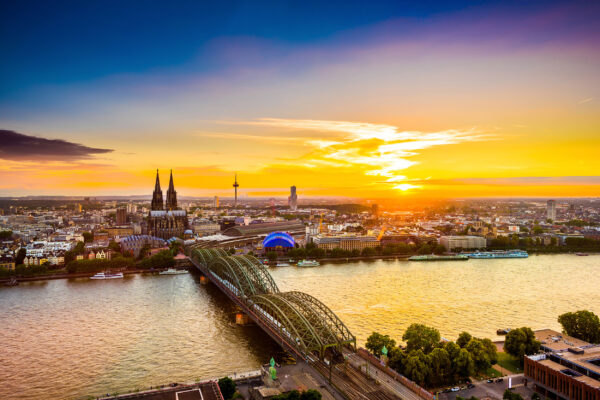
(222, 221, 305, 237)
(313, 234, 379, 251)
(439, 235, 486, 251)
(525, 330, 600, 400)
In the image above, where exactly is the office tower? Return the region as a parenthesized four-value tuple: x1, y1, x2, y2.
(116, 208, 127, 225)
(547, 199, 556, 221)
(288, 186, 298, 211)
(214, 196, 219, 208)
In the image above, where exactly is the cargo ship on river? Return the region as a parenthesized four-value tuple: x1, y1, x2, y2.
(408, 254, 469, 261)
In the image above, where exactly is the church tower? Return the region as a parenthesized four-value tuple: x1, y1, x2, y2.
(166, 169, 178, 210)
(151, 169, 164, 210)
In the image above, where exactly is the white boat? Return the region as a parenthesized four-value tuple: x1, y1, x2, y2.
(90, 272, 124, 280)
(297, 260, 320, 267)
(159, 268, 189, 275)
(275, 262, 291, 267)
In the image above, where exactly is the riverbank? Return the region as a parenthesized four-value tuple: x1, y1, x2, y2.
(268, 254, 411, 266)
(271, 250, 599, 266)
(0, 267, 190, 284)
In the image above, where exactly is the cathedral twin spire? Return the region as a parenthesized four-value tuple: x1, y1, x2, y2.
(151, 169, 178, 211)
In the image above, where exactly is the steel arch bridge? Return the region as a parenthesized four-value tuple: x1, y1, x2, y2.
(188, 246, 356, 358)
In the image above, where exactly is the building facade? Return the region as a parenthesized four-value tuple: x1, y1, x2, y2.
(288, 186, 298, 211)
(439, 235, 486, 251)
(116, 208, 127, 225)
(548, 199, 557, 221)
(120, 235, 167, 258)
(525, 350, 600, 400)
(312, 235, 379, 251)
(147, 170, 189, 239)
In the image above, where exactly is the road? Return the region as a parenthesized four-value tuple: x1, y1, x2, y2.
(439, 374, 534, 400)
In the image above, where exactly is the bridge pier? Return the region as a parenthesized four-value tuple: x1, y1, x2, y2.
(235, 312, 251, 325)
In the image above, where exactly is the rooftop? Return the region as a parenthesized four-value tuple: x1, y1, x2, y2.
(222, 221, 305, 237)
(535, 328, 593, 352)
(529, 345, 600, 390)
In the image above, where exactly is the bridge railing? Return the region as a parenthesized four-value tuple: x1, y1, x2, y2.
(357, 348, 434, 400)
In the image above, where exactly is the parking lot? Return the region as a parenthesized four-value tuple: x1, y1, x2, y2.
(438, 374, 535, 400)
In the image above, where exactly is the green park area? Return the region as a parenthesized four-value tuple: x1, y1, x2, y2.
(496, 352, 522, 374)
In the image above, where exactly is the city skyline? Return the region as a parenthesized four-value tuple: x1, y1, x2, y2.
(1, 1, 599, 198)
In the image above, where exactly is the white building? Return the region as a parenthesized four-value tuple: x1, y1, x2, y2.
(439, 235, 486, 251)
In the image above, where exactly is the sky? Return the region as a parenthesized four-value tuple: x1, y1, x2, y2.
(0, 0, 599, 199)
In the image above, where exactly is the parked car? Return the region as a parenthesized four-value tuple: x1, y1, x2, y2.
(451, 387, 460, 392)
(467, 384, 475, 389)
(496, 378, 504, 383)
(487, 379, 494, 383)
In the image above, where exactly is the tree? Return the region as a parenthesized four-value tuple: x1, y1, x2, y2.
(74, 241, 85, 253)
(466, 338, 492, 373)
(402, 323, 441, 354)
(442, 341, 461, 379)
(366, 332, 396, 356)
(15, 248, 27, 265)
(388, 347, 407, 372)
(503, 389, 523, 400)
(454, 348, 475, 378)
(218, 377, 236, 400)
(428, 347, 451, 386)
(481, 338, 499, 365)
(361, 247, 376, 256)
(266, 251, 278, 261)
(109, 240, 121, 253)
(504, 327, 541, 364)
(433, 244, 446, 255)
(404, 350, 430, 386)
(82, 232, 93, 243)
(0, 230, 12, 239)
(64, 250, 77, 264)
(558, 310, 600, 344)
(300, 389, 322, 400)
(457, 332, 472, 348)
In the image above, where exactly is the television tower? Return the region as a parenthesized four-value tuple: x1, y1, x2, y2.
(233, 173, 239, 207)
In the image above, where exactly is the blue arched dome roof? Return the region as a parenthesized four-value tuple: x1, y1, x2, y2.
(263, 231, 295, 248)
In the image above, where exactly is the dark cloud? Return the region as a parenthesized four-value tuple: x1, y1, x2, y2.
(0, 130, 113, 161)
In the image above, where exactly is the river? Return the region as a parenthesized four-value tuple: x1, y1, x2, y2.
(1, 254, 599, 399)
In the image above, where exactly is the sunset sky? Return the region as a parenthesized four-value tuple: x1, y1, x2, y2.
(1, 1, 598, 199)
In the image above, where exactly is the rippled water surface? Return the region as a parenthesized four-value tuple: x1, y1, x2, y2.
(1, 254, 599, 399)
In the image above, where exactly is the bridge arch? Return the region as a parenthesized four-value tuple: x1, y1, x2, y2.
(207, 255, 279, 297)
(250, 292, 356, 357)
(191, 248, 228, 267)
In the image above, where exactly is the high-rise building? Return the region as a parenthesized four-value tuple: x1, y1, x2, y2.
(116, 208, 127, 225)
(214, 196, 219, 208)
(126, 202, 137, 213)
(151, 169, 164, 211)
(288, 186, 298, 211)
(547, 200, 556, 221)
